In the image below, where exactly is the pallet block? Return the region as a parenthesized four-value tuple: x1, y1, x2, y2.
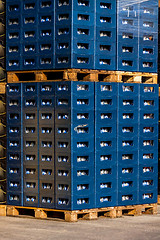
(0, 82, 6, 94)
(0, 205, 6, 216)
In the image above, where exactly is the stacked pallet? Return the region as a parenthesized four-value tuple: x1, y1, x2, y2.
(4, 0, 159, 221)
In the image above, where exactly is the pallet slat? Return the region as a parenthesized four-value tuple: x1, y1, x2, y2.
(7, 70, 158, 84)
(0, 82, 6, 94)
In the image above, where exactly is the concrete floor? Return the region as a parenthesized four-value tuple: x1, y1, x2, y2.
(0, 207, 160, 240)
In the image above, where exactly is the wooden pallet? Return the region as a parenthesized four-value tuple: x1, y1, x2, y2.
(0, 205, 6, 216)
(0, 82, 6, 94)
(116, 203, 157, 217)
(7, 69, 158, 84)
(4, 203, 157, 222)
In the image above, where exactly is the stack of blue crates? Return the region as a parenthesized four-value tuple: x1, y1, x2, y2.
(95, 82, 118, 208)
(6, 82, 159, 210)
(139, 84, 159, 204)
(117, 83, 139, 206)
(117, 0, 158, 72)
(6, 0, 158, 72)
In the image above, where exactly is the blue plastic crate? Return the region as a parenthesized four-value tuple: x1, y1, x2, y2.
(96, 13, 116, 28)
(72, 81, 94, 96)
(118, 179, 138, 194)
(72, 39, 94, 55)
(22, 27, 38, 42)
(139, 149, 158, 165)
(6, 56, 22, 71)
(118, 109, 139, 124)
(139, 58, 158, 73)
(95, 123, 117, 139)
(39, 193, 55, 209)
(72, 152, 94, 168)
(96, 95, 117, 111)
(7, 177, 21, 192)
(118, 191, 138, 206)
(140, 84, 159, 96)
(7, 150, 21, 165)
(139, 45, 157, 59)
(73, 25, 95, 41)
(118, 164, 138, 180)
(72, 95, 94, 111)
(6, 1, 22, 16)
(117, 33, 138, 46)
(22, 14, 38, 28)
(22, 41, 38, 56)
(38, 0, 54, 13)
(139, 33, 158, 47)
(73, 11, 94, 27)
(117, 42, 138, 59)
(55, 39, 71, 55)
(23, 192, 39, 208)
(72, 192, 95, 210)
(39, 12, 54, 26)
(117, 57, 138, 72)
(7, 191, 22, 206)
(96, 0, 116, 15)
(55, 25, 71, 40)
(118, 122, 139, 139)
(96, 26, 116, 44)
(95, 110, 117, 127)
(72, 53, 94, 69)
(55, 95, 71, 110)
(7, 163, 21, 179)
(39, 96, 54, 109)
(22, 55, 39, 70)
(23, 179, 38, 194)
(74, 0, 95, 12)
(139, 123, 158, 138)
(55, 54, 71, 69)
(95, 54, 116, 70)
(7, 125, 21, 139)
(95, 151, 117, 168)
(96, 190, 117, 208)
(139, 163, 158, 180)
(139, 137, 158, 152)
(6, 43, 21, 57)
(38, 40, 54, 55)
(96, 82, 118, 95)
(95, 41, 116, 56)
(7, 95, 21, 112)
(139, 176, 158, 192)
(72, 167, 95, 183)
(38, 54, 54, 69)
(22, 1, 38, 14)
(55, 10, 71, 25)
(39, 82, 55, 96)
(138, 190, 158, 204)
(96, 136, 117, 153)
(22, 82, 38, 96)
(55, 192, 71, 210)
(72, 124, 94, 141)
(118, 150, 139, 166)
(6, 15, 21, 30)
